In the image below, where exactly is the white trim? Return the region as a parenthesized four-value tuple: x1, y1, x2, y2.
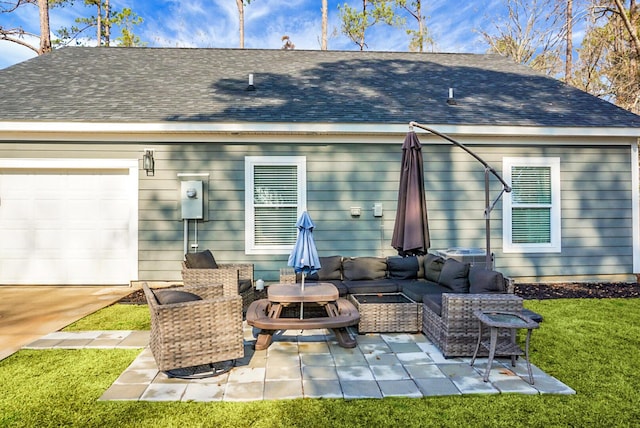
(2, 121, 640, 139)
(633, 142, 640, 273)
(0, 158, 139, 282)
(502, 157, 562, 253)
(244, 156, 307, 255)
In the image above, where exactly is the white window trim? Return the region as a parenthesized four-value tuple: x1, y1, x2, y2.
(245, 156, 307, 255)
(503, 157, 561, 253)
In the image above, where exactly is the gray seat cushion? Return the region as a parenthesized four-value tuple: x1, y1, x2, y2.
(422, 294, 443, 316)
(399, 280, 450, 303)
(343, 279, 398, 294)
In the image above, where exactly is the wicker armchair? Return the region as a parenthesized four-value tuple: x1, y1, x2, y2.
(422, 293, 524, 358)
(181, 261, 255, 310)
(143, 282, 244, 376)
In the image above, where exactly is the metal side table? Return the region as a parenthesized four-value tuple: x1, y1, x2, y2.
(470, 310, 540, 384)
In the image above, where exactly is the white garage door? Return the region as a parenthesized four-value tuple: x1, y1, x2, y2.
(0, 159, 138, 285)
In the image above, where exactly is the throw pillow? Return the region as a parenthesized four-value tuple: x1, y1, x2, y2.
(387, 256, 419, 280)
(154, 289, 203, 305)
(469, 267, 505, 293)
(185, 250, 218, 269)
(438, 258, 470, 292)
(424, 254, 445, 283)
(342, 257, 387, 281)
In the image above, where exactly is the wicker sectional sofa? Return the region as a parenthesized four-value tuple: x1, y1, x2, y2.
(285, 254, 523, 357)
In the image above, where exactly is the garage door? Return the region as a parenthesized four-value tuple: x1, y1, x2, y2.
(0, 159, 138, 285)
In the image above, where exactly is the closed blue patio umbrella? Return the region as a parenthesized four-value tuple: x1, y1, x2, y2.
(287, 211, 321, 319)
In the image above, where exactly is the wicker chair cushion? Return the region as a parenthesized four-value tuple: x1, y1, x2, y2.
(154, 289, 202, 305)
(422, 294, 443, 316)
(307, 256, 343, 281)
(469, 267, 505, 293)
(424, 254, 445, 283)
(185, 250, 218, 269)
(343, 257, 387, 281)
(387, 256, 419, 280)
(439, 258, 470, 292)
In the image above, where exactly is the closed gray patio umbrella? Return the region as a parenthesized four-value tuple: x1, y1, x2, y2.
(391, 131, 430, 256)
(287, 211, 321, 319)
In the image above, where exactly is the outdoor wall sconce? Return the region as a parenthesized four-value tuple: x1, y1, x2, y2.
(143, 149, 155, 176)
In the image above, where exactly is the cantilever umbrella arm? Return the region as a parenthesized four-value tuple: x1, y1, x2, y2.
(409, 121, 512, 269)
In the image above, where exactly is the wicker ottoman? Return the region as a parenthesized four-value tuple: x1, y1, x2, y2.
(349, 293, 423, 333)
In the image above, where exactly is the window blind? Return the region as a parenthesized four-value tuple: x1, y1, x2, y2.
(253, 165, 298, 246)
(511, 166, 552, 244)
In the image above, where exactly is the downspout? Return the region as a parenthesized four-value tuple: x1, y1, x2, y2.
(632, 140, 640, 275)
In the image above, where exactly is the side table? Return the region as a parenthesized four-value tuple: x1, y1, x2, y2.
(470, 310, 539, 384)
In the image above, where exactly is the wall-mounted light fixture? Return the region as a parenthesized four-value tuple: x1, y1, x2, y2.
(143, 149, 155, 176)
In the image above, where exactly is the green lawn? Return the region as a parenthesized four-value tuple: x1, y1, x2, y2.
(1, 299, 639, 427)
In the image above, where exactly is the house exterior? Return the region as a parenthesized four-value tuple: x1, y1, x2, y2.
(1, 47, 639, 285)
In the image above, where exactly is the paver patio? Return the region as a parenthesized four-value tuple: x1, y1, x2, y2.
(23, 322, 575, 401)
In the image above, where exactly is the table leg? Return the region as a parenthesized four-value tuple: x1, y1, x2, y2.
(510, 328, 517, 367)
(324, 302, 356, 349)
(525, 328, 534, 384)
(483, 326, 499, 382)
(254, 303, 283, 351)
(470, 321, 483, 367)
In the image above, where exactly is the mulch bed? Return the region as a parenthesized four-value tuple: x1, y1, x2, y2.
(118, 282, 640, 304)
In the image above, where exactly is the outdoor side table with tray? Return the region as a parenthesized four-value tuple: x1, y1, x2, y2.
(470, 310, 540, 384)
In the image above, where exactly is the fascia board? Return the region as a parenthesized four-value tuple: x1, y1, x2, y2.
(1, 121, 640, 141)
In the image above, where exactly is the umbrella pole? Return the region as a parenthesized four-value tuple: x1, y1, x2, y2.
(300, 274, 305, 320)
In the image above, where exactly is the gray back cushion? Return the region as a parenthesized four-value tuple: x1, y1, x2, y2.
(387, 256, 419, 280)
(424, 254, 445, 283)
(469, 267, 505, 293)
(185, 250, 218, 269)
(343, 257, 387, 281)
(438, 258, 470, 292)
(307, 256, 343, 280)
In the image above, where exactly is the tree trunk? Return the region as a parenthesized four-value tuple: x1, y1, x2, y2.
(104, 0, 110, 46)
(236, 0, 245, 48)
(322, 0, 328, 50)
(38, 0, 51, 54)
(565, 0, 573, 80)
(417, 0, 423, 52)
(360, 0, 367, 51)
(613, 0, 640, 57)
(96, 1, 102, 46)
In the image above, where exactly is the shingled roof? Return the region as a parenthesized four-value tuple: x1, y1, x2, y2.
(1, 46, 639, 128)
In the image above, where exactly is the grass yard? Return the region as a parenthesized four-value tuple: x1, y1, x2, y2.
(1, 299, 639, 427)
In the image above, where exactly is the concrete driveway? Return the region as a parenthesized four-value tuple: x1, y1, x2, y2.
(0, 285, 135, 361)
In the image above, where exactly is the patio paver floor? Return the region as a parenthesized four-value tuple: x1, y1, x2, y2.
(23, 322, 576, 402)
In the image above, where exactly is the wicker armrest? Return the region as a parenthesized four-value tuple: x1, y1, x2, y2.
(441, 293, 523, 321)
(219, 263, 254, 284)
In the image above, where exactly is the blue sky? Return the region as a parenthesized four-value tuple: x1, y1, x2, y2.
(1, 0, 501, 69)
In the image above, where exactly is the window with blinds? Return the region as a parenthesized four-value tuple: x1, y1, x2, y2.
(245, 156, 306, 254)
(503, 158, 561, 253)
